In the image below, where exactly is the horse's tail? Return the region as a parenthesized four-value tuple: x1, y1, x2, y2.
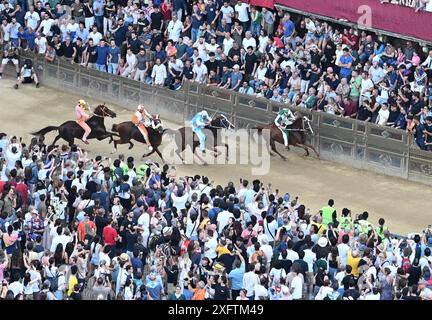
(112, 124, 118, 132)
(31, 126, 58, 137)
(163, 128, 176, 136)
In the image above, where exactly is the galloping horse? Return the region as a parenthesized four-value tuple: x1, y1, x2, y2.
(32, 104, 117, 146)
(255, 116, 319, 160)
(111, 115, 165, 161)
(166, 114, 235, 163)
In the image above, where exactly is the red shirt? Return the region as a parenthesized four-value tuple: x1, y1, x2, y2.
(15, 183, 28, 207)
(103, 225, 118, 246)
(0, 181, 5, 194)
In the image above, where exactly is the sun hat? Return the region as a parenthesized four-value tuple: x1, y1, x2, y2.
(317, 237, 328, 248)
(119, 253, 129, 262)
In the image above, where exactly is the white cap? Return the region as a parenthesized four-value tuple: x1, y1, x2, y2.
(233, 64, 240, 69)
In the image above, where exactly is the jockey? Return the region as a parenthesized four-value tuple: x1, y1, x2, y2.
(132, 104, 153, 151)
(75, 100, 91, 144)
(275, 107, 296, 150)
(191, 110, 212, 154)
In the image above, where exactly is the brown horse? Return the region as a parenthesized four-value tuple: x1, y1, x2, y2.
(111, 116, 165, 161)
(255, 116, 319, 161)
(165, 115, 235, 163)
(32, 104, 118, 146)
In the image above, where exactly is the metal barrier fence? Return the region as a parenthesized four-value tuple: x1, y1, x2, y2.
(13, 53, 432, 186)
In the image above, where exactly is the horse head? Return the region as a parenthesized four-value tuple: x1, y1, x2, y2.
(151, 114, 164, 134)
(94, 104, 117, 118)
(302, 116, 314, 135)
(210, 114, 235, 130)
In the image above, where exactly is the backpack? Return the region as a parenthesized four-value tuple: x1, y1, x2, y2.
(402, 257, 411, 273)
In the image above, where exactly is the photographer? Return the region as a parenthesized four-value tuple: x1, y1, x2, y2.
(14, 58, 40, 89)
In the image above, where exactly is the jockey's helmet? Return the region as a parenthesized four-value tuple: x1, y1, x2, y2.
(78, 100, 87, 107)
(201, 110, 210, 119)
(137, 104, 144, 111)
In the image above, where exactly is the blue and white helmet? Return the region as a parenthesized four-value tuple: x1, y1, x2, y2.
(201, 110, 210, 119)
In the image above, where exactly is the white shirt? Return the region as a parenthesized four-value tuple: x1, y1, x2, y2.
(263, 219, 277, 241)
(235, 3, 249, 22)
(303, 249, 316, 272)
(25, 11, 40, 30)
(290, 275, 303, 299)
(5, 149, 21, 170)
(223, 37, 234, 55)
(337, 243, 350, 267)
(151, 64, 167, 85)
(192, 63, 208, 84)
(377, 108, 389, 125)
(361, 78, 374, 97)
(242, 271, 259, 297)
(242, 37, 257, 51)
(171, 191, 189, 210)
(217, 210, 234, 234)
(39, 19, 54, 36)
(89, 31, 102, 45)
(185, 219, 199, 238)
(261, 244, 273, 263)
(204, 236, 218, 259)
(220, 6, 234, 24)
(35, 36, 47, 54)
(166, 19, 183, 42)
(137, 212, 150, 233)
(258, 35, 268, 54)
(255, 66, 267, 81)
(9, 281, 24, 297)
(254, 284, 268, 300)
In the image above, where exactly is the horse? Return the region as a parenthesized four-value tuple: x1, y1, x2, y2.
(32, 104, 118, 146)
(166, 114, 235, 163)
(111, 115, 165, 161)
(254, 116, 319, 161)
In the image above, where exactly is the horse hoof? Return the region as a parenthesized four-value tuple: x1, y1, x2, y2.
(111, 149, 116, 154)
(282, 157, 287, 161)
(128, 146, 133, 150)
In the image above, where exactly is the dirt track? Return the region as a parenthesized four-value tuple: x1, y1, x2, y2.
(1, 78, 431, 235)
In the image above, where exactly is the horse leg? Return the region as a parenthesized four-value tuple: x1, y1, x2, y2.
(142, 149, 156, 158)
(154, 147, 164, 163)
(192, 143, 207, 165)
(112, 137, 130, 153)
(270, 139, 286, 161)
(224, 143, 229, 161)
(128, 141, 134, 150)
(294, 143, 310, 157)
(68, 138, 74, 147)
(51, 134, 61, 146)
(304, 142, 320, 158)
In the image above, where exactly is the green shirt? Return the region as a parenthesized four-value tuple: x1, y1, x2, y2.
(349, 75, 362, 98)
(252, 11, 262, 25)
(304, 95, 317, 109)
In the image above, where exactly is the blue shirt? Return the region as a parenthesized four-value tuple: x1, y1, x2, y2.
(339, 55, 353, 77)
(93, 0, 105, 17)
(191, 12, 203, 29)
(283, 20, 295, 38)
(228, 262, 245, 290)
(155, 50, 166, 63)
(75, 29, 89, 43)
(191, 113, 206, 129)
(108, 46, 120, 63)
(230, 71, 243, 90)
(96, 45, 109, 65)
(24, 31, 36, 50)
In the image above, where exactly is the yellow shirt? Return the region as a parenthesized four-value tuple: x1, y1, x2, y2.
(347, 250, 361, 278)
(216, 246, 230, 257)
(68, 275, 78, 296)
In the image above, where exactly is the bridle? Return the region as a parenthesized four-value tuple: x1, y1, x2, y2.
(91, 105, 111, 118)
(208, 115, 235, 130)
(283, 116, 314, 135)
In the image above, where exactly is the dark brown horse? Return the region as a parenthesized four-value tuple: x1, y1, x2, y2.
(32, 104, 118, 146)
(255, 116, 319, 160)
(111, 116, 165, 161)
(166, 115, 235, 163)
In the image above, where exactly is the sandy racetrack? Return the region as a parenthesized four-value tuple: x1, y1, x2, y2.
(0, 78, 430, 235)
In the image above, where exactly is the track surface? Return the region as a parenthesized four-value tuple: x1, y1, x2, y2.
(1, 78, 430, 235)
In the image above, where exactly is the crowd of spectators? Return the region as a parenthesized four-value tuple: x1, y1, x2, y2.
(0, 132, 431, 301)
(1, 1, 432, 150)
